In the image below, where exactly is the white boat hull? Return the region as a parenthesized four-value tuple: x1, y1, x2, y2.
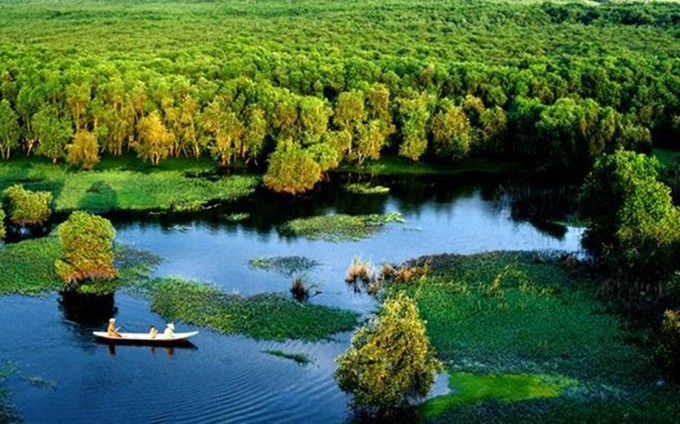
(93, 331, 199, 343)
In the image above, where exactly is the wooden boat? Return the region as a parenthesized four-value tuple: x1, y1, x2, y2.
(93, 331, 199, 344)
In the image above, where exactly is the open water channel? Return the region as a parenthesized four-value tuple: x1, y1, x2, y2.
(0, 174, 584, 423)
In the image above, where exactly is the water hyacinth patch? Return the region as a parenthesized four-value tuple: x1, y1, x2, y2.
(149, 278, 359, 341)
(280, 212, 405, 242)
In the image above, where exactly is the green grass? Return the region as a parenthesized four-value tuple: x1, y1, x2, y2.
(0, 158, 259, 213)
(263, 349, 313, 365)
(0, 236, 161, 296)
(149, 278, 359, 341)
(339, 157, 526, 177)
(248, 256, 320, 277)
(422, 372, 569, 419)
(380, 251, 680, 420)
(280, 212, 405, 242)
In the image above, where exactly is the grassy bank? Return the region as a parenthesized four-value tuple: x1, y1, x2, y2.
(0, 158, 258, 213)
(149, 278, 359, 341)
(379, 252, 680, 421)
(0, 235, 159, 296)
(339, 156, 526, 177)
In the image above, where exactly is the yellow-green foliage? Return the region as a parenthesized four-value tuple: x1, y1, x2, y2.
(335, 292, 443, 414)
(263, 140, 321, 194)
(2, 184, 52, 225)
(66, 130, 100, 170)
(55, 211, 117, 286)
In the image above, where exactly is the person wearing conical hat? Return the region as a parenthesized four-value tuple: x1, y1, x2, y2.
(107, 318, 121, 338)
(163, 323, 175, 338)
(149, 325, 158, 339)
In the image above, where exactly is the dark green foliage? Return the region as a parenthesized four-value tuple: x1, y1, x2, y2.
(579, 151, 680, 281)
(2, 184, 52, 225)
(149, 278, 359, 341)
(657, 308, 680, 382)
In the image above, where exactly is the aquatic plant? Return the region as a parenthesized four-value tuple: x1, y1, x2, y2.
(281, 212, 404, 242)
(248, 256, 320, 277)
(344, 182, 390, 195)
(290, 278, 311, 302)
(263, 350, 312, 366)
(150, 278, 358, 341)
(345, 257, 373, 284)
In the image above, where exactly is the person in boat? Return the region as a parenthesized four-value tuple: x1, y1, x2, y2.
(107, 318, 121, 338)
(149, 325, 158, 339)
(164, 323, 175, 338)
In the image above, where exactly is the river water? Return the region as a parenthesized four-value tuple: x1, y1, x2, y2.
(0, 175, 584, 423)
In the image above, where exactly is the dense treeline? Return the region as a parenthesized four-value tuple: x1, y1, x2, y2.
(0, 0, 678, 192)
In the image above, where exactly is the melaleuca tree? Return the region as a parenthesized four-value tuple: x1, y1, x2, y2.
(66, 130, 100, 170)
(263, 139, 321, 194)
(580, 150, 680, 281)
(134, 110, 175, 166)
(55, 211, 117, 285)
(0, 99, 20, 159)
(335, 292, 442, 415)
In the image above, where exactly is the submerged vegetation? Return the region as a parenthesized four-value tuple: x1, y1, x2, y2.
(280, 212, 404, 242)
(248, 256, 320, 277)
(149, 278, 358, 341)
(263, 350, 313, 366)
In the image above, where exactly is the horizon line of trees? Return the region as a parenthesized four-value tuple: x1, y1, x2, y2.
(0, 61, 676, 191)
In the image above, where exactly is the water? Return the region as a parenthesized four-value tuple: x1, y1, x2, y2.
(0, 175, 584, 423)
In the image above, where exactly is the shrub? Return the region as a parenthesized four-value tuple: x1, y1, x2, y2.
(55, 211, 117, 286)
(335, 292, 443, 415)
(2, 184, 52, 226)
(263, 139, 321, 194)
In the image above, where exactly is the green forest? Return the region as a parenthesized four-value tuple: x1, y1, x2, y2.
(0, 0, 678, 192)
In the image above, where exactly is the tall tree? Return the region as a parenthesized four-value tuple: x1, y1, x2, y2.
(66, 130, 100, 170)
(335, 292, 442, 415)
(134, 111, 175, 166)
(33, 106, 73, 163)
(0, 99, 20, 159)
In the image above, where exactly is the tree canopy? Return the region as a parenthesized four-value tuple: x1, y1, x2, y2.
(335, 292, 442, 415)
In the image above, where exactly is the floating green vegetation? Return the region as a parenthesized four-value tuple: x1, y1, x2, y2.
(263, 349, 313, 366)
(224, 212, 250, 222)
(0, 159, 258, 213)
(248, 256, 320, 276)
(344, 182, 390, 195)
(149, 278, 359, 341)
(0, 236, 63, 295)
(421, 372, 570, 419)
(280, 212, 405, 242)
(0, 236, 160, 296)
(387, 251, 662, 420)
